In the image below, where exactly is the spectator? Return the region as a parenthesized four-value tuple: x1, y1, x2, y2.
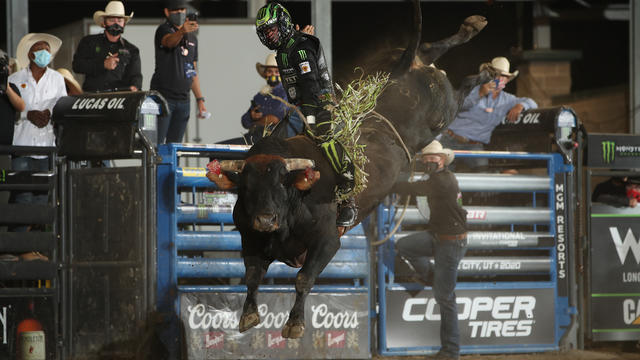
(0, 48, 26, 146)
(240, 53, 304, 142)
(56, 68, 83, 95)
(392, 140, 468, 360)
(255, 1, 356, 226)
(441, 57, 537, 171)
(72, 1, 141, 92)
(151, 0, 207, 144)
(9, 33, 67, 233)
(593, 176, 640, 208)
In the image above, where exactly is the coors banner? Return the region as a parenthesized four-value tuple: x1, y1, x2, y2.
(181, 292, 369, 359)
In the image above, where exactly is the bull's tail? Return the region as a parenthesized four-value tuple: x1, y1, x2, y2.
(390, 0, 421, 77)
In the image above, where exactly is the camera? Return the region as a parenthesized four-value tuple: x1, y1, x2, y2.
(187, 12, 198, 22)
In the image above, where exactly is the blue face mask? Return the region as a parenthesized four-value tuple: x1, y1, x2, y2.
(32, 50, 51, 68)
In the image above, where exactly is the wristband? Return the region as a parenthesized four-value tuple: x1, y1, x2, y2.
(196, 97, 205, 102)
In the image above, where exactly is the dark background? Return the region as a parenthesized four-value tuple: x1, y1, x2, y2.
(0, 0, 629, 94)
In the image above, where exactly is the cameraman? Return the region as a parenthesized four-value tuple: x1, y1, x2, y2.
(0, 49, 25, 146)
(151, 0, 208, 144)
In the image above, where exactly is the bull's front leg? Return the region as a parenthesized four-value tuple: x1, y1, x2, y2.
(240, 255, 271, 333)
(282, 236, 341, 339)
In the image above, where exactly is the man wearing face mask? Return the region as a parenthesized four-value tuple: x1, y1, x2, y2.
(391, 140, 467, 360)
(9, 33, 66, 232)
(240, 53, 304, 142)
(441, 57, 537, 171)
(151, 0, 207, 144)
(72, 1, 141, 92)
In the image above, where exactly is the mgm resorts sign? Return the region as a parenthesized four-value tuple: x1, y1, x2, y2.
(587, 133, 640, 169)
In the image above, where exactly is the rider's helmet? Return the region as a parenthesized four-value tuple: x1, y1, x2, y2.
(255, 1, 294, 50)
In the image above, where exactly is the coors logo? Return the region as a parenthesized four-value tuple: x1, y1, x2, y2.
(205, 332, 224, 349)
(326, 331, 346, 348)
(188, 302, 358, 330)
(266, 331, 286, 348)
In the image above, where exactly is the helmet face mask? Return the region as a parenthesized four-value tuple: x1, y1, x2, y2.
(256, 2, 293, 50)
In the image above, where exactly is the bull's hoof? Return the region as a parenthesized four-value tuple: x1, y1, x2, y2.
(239, 312, 260, 333)
(459, 15, 487, 41)
(282, 320, 305, 339)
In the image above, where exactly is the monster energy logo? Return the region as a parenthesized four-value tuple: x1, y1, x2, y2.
(256, 5, 273, 26)
(298, 50, 307, 60)
(286, 38, 295, 48)
(602, 141, 616, 164)
(281, 53, 288, 67)
(0, 169, 5, 183)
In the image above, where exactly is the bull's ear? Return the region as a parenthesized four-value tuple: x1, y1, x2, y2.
(292, 167, 321, 191)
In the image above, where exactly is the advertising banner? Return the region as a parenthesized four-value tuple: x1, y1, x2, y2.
(555, 173, 569, 297)
(180, 292, 369, 359)
(590, 206, 640, 340)
(0, 297, 55, 359)
(587, 134, 640, 169)
(384, 288, 555, 347)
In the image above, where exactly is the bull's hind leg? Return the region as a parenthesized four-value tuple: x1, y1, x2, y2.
(418, 15, 487, 65)
(240, 255, 271, 333)
(282, 236, 341, 338)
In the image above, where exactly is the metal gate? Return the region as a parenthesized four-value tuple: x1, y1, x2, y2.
(156, 143, 372, 359)
(376, 151, 578, 355)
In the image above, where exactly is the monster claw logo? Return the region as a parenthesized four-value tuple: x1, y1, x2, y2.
(602, 141, 616, 164)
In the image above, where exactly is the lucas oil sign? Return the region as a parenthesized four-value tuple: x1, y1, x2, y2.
(180, 292, 369, 359)
(384, 288, 555, 347)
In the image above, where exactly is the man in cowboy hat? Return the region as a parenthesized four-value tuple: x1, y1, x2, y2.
(391, 140, 468, 360)
(8, 33, 67, 232)
(72, 0, 141, 92)
(441, 56, 537, 171)
(151, 0, 208, 144)
(238, 53, 305, 141)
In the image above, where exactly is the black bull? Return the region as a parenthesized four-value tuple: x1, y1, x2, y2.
(207, 0, 493, 339)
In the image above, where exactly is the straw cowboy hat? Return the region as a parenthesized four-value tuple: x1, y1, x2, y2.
(480, 56, 519, 82)
(57, 68, 83, 95)
(418, 140, 455, 165)
(93, 1, 134, 27)
(256, 53, 278, 78)
(15, 33, 62, 70)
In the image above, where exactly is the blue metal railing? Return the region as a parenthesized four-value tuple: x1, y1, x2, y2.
(376, 151, 575, 356)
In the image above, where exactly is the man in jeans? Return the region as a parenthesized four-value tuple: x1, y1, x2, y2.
(150, 0, 207, 143)
(392, 140, 468, 360)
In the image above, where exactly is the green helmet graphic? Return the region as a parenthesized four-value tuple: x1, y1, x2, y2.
(256, 2, 294, 50)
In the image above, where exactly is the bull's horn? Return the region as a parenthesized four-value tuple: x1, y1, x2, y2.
(220, 160, 246, 173)
(284, 158, 315, 172)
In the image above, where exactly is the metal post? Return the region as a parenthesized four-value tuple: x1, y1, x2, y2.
(311, 0, 332, 75)
(6, 0, 29, 58)
(630, 0, 640, 133)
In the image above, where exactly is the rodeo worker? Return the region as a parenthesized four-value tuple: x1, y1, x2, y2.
(392, 140, 468, 360)
(255, 0, 357, 227)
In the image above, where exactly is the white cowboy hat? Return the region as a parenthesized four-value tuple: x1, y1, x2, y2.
(93, 1, 134, 27)
(57, 68, 83, 94)
(418, 140, 455, 165)
(481, 56, 519, 82)
(15, 33, 62, 70)
(255, 53, 278, 78)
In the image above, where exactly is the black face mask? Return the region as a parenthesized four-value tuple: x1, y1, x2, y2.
(266, 75, 281, 87)
(424, 162, 439, 174)
(106, 23, 124, 36)
(169, 12, 186, 27)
